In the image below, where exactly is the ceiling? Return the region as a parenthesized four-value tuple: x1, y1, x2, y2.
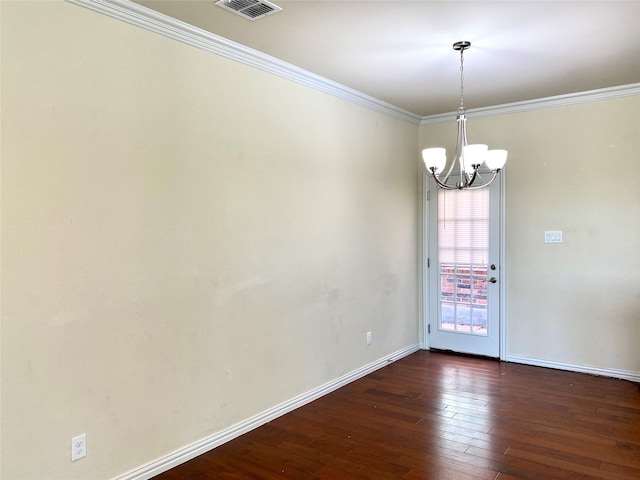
(134, 0, 640, 117)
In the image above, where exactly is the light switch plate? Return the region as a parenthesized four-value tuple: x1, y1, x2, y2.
(544, 231, 563, 244)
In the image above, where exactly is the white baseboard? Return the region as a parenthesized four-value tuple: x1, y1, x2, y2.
(505, 354, 640, 383)
(114, 343, 421, 480)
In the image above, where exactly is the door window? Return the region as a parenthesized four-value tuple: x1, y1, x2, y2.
(438, 188, 489, 335)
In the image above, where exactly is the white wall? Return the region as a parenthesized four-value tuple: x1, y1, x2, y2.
(0, 2, 420, 478)
(420, 96, 640, 374)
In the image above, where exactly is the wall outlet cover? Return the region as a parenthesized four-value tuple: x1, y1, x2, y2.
(71, 434, 87, 461)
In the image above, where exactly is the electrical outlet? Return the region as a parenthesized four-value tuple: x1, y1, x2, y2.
(71, 434, 86, 461)
(366, 331, 372, 346)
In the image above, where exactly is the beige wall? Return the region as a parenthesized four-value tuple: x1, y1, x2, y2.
(1, 2, 419, 479)
(420, 96, 640, 373)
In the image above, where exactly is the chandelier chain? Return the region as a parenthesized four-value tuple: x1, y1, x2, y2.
(459, 48, 465, 110)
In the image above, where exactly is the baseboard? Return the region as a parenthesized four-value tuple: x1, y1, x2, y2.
(114, 343, 421, 480)
(505, 354, 640, 383)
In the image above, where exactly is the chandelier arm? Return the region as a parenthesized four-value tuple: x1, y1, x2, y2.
(466, 170, 499, 190)
(441, 150, 457, 184)
(467, 168, 480, 187)
(430, 169, 459, 190)
(442, 112, 467, 184)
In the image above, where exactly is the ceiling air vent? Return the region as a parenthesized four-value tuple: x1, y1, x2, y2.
(215, 0, 283, 21)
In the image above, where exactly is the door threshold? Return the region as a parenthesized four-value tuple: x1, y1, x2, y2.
(428, 348, 499, 361)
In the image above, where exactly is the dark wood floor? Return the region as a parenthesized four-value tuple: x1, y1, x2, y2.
(153, 351, 640, 479)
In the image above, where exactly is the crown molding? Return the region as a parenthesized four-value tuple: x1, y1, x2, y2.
(420, 83, 640, 125)
(63, 1, 640, 128)
(65, 0, 422, 125)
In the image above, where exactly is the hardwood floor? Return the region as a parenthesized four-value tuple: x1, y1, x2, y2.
(153, 351, 640, 479)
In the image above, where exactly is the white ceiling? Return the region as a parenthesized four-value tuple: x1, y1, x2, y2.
(134, 0, 640, 117)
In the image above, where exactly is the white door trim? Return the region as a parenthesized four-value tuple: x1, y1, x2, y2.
(499, 168, 507, 361)
(421, 172, 430, 350)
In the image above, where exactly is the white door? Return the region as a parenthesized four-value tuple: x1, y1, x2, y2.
(426, 175, 503, 357)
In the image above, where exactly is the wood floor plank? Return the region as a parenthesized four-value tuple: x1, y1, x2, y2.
(152, 351, 640, 479)
(531, 430, 639, 468)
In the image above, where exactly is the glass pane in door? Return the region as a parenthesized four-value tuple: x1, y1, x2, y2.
(438, 188, 489, 335)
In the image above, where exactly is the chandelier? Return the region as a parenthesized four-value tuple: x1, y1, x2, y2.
(422, 41, 507, 190)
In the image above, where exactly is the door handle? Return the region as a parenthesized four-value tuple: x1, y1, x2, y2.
(489, 277, 497, 284)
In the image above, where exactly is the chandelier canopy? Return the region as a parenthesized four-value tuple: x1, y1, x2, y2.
(422, 41, 507, 190)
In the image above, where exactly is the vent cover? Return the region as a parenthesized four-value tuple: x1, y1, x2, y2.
(215, 0, 283, 21)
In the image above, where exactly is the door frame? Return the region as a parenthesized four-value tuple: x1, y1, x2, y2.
(422, 170, 507, 360)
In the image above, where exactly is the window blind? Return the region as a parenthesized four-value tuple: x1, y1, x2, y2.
(438, 188, 489, 266)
